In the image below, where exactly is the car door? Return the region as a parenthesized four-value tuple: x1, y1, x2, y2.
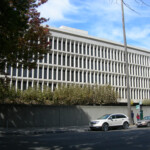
(115, 114, 123, 126)
(108, 115, 117, 126)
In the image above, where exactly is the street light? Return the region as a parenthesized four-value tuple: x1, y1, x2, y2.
(121, 0, 132, 124)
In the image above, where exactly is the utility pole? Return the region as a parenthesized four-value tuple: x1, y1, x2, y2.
(121, 0, 132, 124)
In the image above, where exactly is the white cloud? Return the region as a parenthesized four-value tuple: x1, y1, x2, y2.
(37, 0, 150, 49)
(38, 0, 77, 22)
(127, 26, 150, 40)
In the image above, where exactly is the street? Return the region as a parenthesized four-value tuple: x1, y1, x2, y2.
(0, 127, 150, 150)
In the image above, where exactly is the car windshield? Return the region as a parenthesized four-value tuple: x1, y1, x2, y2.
(143, 116, 150, 120)
(98, 114, 110, 120)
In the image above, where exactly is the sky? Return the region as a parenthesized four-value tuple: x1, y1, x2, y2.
(38, 0, 150, 50)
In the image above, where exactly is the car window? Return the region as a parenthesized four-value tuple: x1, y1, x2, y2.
(116, 114, 126, 119)
(111, 115, 116, 119)
(144, 116, 150, 120)
(98, 114, 111, 120)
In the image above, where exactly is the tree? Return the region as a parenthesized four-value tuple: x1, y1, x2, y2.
(0, 0, 50, 74)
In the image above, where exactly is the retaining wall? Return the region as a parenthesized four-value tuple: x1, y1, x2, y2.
(0, 105, 149, 128)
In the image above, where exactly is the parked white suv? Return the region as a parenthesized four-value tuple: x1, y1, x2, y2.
(89, 113, 130, 131)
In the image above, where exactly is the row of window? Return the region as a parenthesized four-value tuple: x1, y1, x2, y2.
(38, 53, 150, 77)
(52, 37, 150, 65)
(8, 66, 150, 89)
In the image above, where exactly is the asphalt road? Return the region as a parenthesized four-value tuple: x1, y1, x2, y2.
(1, 127, 150, 150)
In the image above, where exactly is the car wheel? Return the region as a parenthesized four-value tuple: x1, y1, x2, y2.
(123, 122, 129, 129)
(147, 122, 150, 127)
(102, 123, 109, 132)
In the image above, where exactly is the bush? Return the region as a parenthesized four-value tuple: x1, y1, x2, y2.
(142, 99, 150, 106)
(0, 82, 118, 105)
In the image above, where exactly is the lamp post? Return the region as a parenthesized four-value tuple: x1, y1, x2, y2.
(121, 0, 132, 124)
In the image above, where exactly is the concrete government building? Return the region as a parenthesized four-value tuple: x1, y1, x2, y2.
(2, 26, 150, 102)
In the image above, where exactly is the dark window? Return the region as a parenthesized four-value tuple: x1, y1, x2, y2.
(98, 48, 100, 57)
(63, 55, 65, 66)
(79, 45, 82, 54)
(83, 45, 86, 54)
(71, 57, 74, 67)
(95, 48, 97, 56)
(13, 68, 16, 76)
(23, 68, 27, 77)
(71, 43, 74, 52)
(84, 59, 86, 68)
(76, 71, 78, 82)
(58, 69, 61, 80)
(18, 67, 22, 77)
(39, 67, 42, 79)
(76, 44, 78, 53)
(54, 54, 57, 64)
(54, 39, 57, 49)
(88, 73, 90, 83)
(23, 81, 26, 90)
(67, 56, 70, 66)
(76, 57, 78, 67)
(91, 73, 93, 83)
(63, 41, 65, 51)
(58, 40, 61, 50)
(50, 39, 52, 49)
(67, 70, 70, 81)
(71, 71, 74, 81)
(49, 54, 52, 64)
(29, 69, 32, 78)
(80, 58, 82, 68)
(80, 72, 82, 82)
(95, 73, 97, 83)
(44, 54, 47, 63)
(49, 68, 52, 79)
(98, 61, 100, 70)
(34, 68, 37, 78)
(63, 70, 65, 81)
(91, 46, 93, 56)
(58, 55, 61, 65)
(67, 42, 70, 52)
(18, 81, 21, 89)
(84, 72, 86, 83)
(54, 69, 56, 80)
(87, 59, 89, 69)
(7, 66, 11, 75)
(87, 46, 89, 55)
(95, 61, 97, 70)
(91, 60, 93, 70)
(44, 68, 47, 79)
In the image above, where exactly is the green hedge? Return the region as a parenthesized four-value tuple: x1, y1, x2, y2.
(142, 99, 150, 106)
(0, 83, 118, 105)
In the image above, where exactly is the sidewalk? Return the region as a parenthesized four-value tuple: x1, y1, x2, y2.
(0, 125, 136, 135)
(0, 126, 89, 135)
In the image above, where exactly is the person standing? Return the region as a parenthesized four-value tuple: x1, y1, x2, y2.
(131, 110, 134, 124)
(136, 113, 140, 121)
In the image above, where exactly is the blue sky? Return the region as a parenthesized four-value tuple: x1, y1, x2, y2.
(38, 0, 150, 50)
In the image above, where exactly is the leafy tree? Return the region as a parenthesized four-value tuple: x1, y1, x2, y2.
(0, 0, 50, 74)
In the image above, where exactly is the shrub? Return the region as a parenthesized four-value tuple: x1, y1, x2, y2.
(142, 99, 150, 106)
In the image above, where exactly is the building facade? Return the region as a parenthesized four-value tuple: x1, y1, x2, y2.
(2, 26, 150, 102)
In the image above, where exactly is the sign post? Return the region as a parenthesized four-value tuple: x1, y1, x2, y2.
(139, 100, 143, 120)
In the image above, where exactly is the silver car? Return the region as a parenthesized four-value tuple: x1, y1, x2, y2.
(136, 116, 150, 127)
